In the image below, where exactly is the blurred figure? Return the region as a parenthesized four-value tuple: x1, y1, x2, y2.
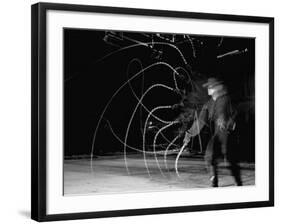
(184, 77, 242, 187)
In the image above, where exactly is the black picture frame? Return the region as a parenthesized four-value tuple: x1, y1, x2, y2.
(31, 2, 274, 222)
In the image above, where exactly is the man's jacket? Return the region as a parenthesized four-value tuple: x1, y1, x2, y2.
(188, 93, 236, 136)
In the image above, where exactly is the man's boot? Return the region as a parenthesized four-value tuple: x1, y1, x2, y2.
(210, 176, 218, 187)
(230, 164, 243, 186)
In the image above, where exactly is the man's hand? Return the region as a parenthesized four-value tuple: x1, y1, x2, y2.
(217, 118, 226, 131)
(183, 131, 191, 145)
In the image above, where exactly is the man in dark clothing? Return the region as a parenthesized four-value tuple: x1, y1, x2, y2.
(184, 78, 242, 187)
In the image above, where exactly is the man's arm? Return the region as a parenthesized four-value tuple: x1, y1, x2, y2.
(183, 104, 208, 143)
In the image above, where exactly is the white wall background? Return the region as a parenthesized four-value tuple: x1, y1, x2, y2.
(0, 0, 279, 223)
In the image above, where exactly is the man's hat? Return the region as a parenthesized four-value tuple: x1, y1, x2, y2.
(202, 77, 223, 88)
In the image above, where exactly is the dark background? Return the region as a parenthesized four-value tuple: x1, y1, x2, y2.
(64, 28, 255, 161)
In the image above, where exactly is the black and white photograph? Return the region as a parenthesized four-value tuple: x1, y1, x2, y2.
(30, 2, 274, 221)
(63, 29, 255, 195)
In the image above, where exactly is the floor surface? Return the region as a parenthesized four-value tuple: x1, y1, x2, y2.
(64, 154, 255, 195)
